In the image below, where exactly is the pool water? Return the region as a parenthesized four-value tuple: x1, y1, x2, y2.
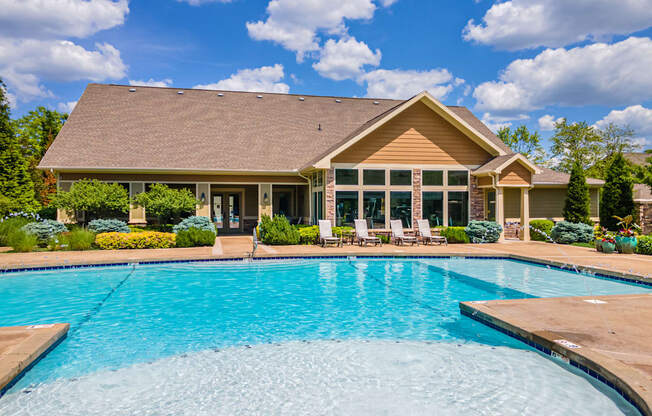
(0, 258, 648, 415)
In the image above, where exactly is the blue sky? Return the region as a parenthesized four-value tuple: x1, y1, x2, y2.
(2, 0, 652, 150)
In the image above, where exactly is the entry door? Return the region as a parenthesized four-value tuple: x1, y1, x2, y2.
(212, 192, 242, 233)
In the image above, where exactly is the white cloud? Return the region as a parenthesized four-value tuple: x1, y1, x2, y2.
(0, 0, 129, 39)
(463, 0, 652, 50)
(594, 105, 652, 146)
(0, 39, 127, 100)
(312, 37, 381, 80)
(129, 78, 173, 88)
(538, 114, 563, 131)
(473, 37, 652, 116)
(193, 64, 290, 93)
(177, 0, 231, 5)
(359, 68, 455, 99)
(57, 101, 77, 113)
(481, 113, 529, 133)
(378, 0, 398, 6)
(246, 0, 376, 61)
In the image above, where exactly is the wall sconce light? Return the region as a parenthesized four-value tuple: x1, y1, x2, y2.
(263, 192, 270, 205)
(200, 192, 206, 204)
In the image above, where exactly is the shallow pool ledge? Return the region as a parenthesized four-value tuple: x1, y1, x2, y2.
(0, 323, 69, 395)
(460, 295, 652, 416)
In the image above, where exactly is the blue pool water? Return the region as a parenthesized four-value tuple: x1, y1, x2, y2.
(0, 258, 649, 415)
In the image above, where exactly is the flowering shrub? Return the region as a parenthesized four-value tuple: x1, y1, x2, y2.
(88, 219, 130, 234)
(95, 231, 175, 249)
(173, 216, 216, 233)
(22, 219, 67, 244)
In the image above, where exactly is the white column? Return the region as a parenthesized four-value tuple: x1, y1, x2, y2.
(496, 187, 505, 241)
(520, 187, 530, 241)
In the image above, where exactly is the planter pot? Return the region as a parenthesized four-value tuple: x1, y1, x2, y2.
(615, 236, 637, 254)
(602, 241, 616, 254)
(595, 239, 603, 252)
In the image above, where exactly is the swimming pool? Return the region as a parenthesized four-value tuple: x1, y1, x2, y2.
(0, 258, 648, 415)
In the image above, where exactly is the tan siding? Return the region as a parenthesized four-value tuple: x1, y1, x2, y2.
(498, 162, 532, 185)
(529, 187, 600, 219)
(477, 176, 493, 187)
(332, 101, 493, 165)
(590, 188, 599, 217)
(504, 188, 521, 219)
(59, 172, 307, 184)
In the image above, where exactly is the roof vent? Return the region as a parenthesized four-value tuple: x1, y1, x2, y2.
(217, 93, 224, 97)
(335, 99, 342, 103)
(177, 91, 184, 95)
(257, 95, 263, 99)
(299, 97, 305, 101)
(129, 88, 136, 92)
(373, 101, 379, 105)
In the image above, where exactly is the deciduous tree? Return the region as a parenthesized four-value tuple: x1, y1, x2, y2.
(497, 125, 547, 164)
(51, 179, 129, 223)
(132, 183, 198, 225)
(549, 119, 602, 172)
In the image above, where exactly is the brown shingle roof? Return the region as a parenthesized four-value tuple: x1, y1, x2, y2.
(634, 183, 652, 201)
(624, 152, 652, 166)
(533, 167, 604, 186)
(39, 84, 511, 172)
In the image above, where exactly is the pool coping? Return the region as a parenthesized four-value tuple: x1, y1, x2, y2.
(460, 300, 651, 416)
(0, 323, 69, 397)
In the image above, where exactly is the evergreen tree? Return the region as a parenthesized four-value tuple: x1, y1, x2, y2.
(600, 153, 635, 230)
(0, 80, 39, 212)
(562, 160, 591, 224)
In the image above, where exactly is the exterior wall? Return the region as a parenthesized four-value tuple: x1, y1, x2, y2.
(498, 162, 532, 186)
(470, 176, 484, 221)
(477, 176, 492, 187)
(56, 181, 75, 223)
(258, 184, 272, 219)
(128, 182, 147, 225)
(325, 168, 335, 225)
(195, 183, 210, 218)
(59, 172, 306, 184)
(504, 188, 521, 220)
(529, 187, 599, 220)
(332, 101, 493, 166)
(637, 201, 652, 235)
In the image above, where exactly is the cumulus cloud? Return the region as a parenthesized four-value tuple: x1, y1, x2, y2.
(378, 0, 398, 6)
(463, 0, 652, 50)
(473, 37, 652, 116)
(358, 68, 456, 100)
(594, 105, 652, 146)
(193, 64, 290, 93)
(0, 39, 127, 101)
(57, 101, 77, 113)
(538, 114, 563, 131)
(129, 78, 173, 87)
(177, 0, 231, 5)
(0, 0, 129, 39)
(246, 0, 376, 61)
(312, 37, 381, 80)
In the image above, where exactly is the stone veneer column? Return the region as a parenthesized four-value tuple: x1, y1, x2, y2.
(325, 168, 335, 225)
(412, 169, 422, 229)
(638, 202, 652, 235)
(469, 176, 484, 221)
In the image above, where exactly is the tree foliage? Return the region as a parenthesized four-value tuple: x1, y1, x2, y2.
(132, 183, 198, 224)
(51, 179, 129, 222)
(497, 125, 546, 164)
(0, 80, 39, 212)
(562, 160, 591, 224)
(600, 154, 635, 230)
(549, 119, 602, 172)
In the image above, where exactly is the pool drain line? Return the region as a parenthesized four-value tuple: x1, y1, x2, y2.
(69, 264, 137, 336)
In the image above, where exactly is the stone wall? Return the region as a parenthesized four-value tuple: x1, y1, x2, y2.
(412, 169, 422, 228)
(325, 168, 335, 225)
(469, 176, 484, 221)
(637, 201, 652, 235)
(504, 221, 520, 239)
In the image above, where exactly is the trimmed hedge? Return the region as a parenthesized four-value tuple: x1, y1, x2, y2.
(22, 219, 67, 244)
(550, 221, 593, 244)
(173, 216, 216, 234)
(95, 231, 175, 249)
(176, 228, 216, 247)
(259, 215, 300, 245)
(465, 221, 502, 243)
(441, 227, 469, 243)
(529, 219, 554, 241)
(298, 226, 319, 245)
(637, 235, 652, 255)
(88, 219, 130, 234)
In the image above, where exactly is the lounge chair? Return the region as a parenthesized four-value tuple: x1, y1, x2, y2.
(390, 220, 418, 246)
(354, 219, 382, 247)
(318, 220, 342, 247)
(417, 219, 447, 245)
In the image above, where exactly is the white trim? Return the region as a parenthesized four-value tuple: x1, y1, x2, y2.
(42, 166, 301, 174)
(492, 153, 541, 175)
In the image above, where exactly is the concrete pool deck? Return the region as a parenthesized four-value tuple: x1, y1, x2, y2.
(0, 324, 69, 395)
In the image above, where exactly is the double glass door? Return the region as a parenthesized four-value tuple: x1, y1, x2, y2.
(212, 192, 242, 233)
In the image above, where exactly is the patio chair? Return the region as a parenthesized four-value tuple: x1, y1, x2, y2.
(417, 219, 447, 246)
(354, 219, 382, 247)
(390, 220, 418, 246)
(318, 220, 342, 247)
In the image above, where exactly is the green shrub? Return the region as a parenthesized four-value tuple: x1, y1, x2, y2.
(22, 219, 67, 244)
(529, 219, 554, 241)
(377, 234, 390, 244)
(8, 229, 38, 252)
(88, 219, 130, 234)
(37, 206, 57, 220)
(637, 235, 652, 255)
(550, 221, 594, 244)
(297, 225, 319, 245)
(132, 183, 198, 225)
(50, 179, 130, 222)
(259, 215, 300, 245)
(176, 228, 216, 247)
(465, 220, 502, 243)
(441, 227, 469, 243)
(173, 216, 216, 233)
(64, 228, 96, 250)
(332, 226, 354, 237)
(128, 225, 146, 233)
(95, 231, 176, 249)
(0, 216, 31, 246)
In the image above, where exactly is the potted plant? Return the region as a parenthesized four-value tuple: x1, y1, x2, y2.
(601, 234, 617, 254)
(613, 215, 640, 254)
(594, 226, 606, 252)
